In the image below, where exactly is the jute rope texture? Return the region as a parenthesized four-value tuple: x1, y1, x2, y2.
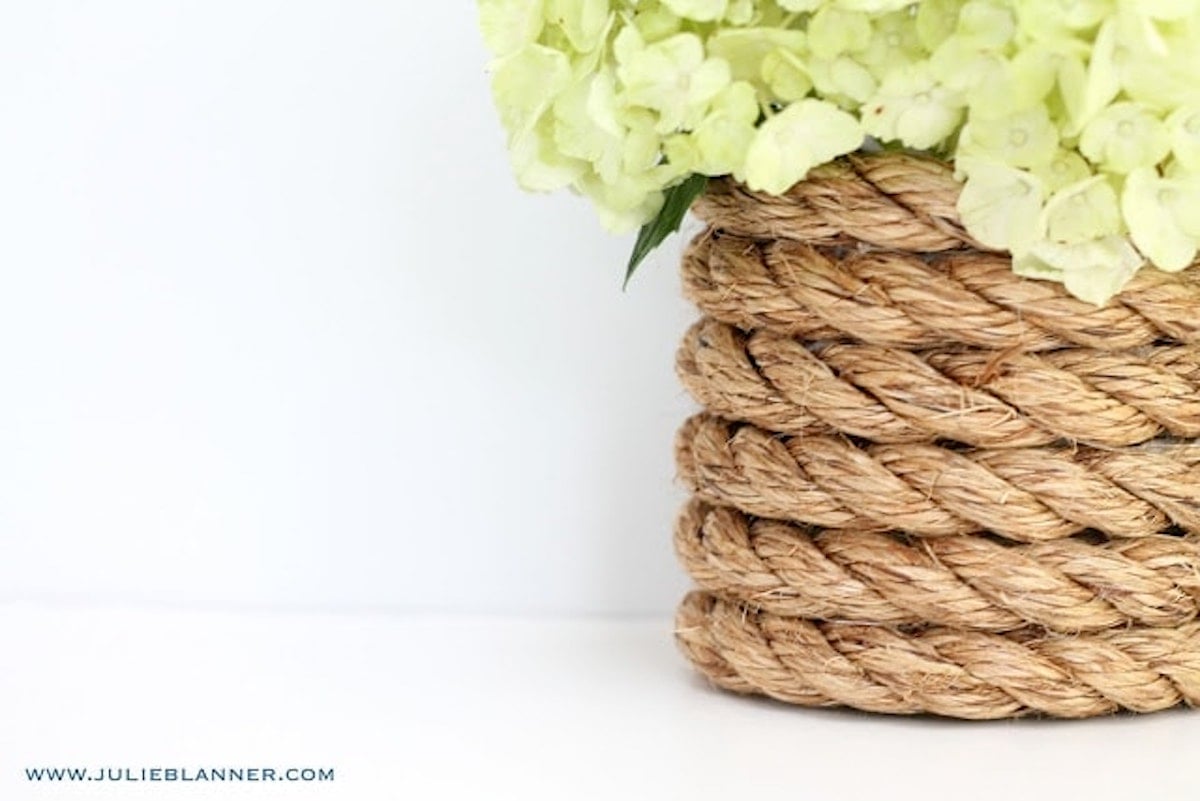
(672, 152, 1200, 718)
(676, 590, 1200, 719)
(686, 201, 1200, 352)
(678, 317, 1200, 448)
(676, 500, 1200, 633)
(676, 413, 1200, 541)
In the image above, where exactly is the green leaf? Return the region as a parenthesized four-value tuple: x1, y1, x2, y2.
(624, 173, 708, 288)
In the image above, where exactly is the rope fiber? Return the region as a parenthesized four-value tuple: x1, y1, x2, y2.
(672, 153, 1200, 718)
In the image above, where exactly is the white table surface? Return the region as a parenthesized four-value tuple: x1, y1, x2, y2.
(2, 602, 1198, 801)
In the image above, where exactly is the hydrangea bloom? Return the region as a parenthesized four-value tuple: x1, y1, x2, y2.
(479, 0, 1200, 303)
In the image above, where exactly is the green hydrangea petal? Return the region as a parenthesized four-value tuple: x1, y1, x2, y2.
(744, 100, 863, 194)
(956, 157, 1045, 253)
(479, 0, 545, 58)
(1123, 167, 1200, 272)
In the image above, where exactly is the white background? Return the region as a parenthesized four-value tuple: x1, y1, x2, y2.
(0, 0, 694, 616)
(3, 4, 1199, 801)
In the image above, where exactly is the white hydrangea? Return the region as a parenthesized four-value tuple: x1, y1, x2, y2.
(479, 0, 1200, 302)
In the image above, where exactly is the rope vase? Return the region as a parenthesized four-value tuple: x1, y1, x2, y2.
(671, 152, 1200, 719)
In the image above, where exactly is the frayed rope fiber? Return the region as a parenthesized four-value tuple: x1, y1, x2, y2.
(675, 500, 1200, 634)
(676, 590, 1200, 719)
(672, 153, 1200, 718)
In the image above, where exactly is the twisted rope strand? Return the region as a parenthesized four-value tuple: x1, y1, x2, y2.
(676, 413, 1200, 540)
(692, 154, 977, 251)
(675, 591, 1200, 718)
(682, 231, 1200, 350)
(678, 317, 1200, 449)
(674, 500, 1200, 633)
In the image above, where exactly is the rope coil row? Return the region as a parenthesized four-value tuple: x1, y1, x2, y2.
(692, 155, 979, 252)
(681, 228, 1200, 352)
(676, 591, 1200, 719)
(676, 413, 1200, 542)
(676, 500, 1200, 633)
(678, 317, 1200, 448)
(671, 152, 1200, 718)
